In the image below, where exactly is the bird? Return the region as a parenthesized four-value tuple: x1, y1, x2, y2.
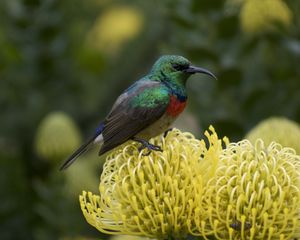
(60, 55, 216, 170)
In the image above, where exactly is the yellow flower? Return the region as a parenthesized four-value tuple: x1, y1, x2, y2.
(246, 117, 300, 155)
(110, 235, 151, 240)
(196, 139, 300, 240)
(240, 0, 292, 34)
(86, 6, 144, 54)
(35, 111, 81, 162)
(80, 127, 227, 239)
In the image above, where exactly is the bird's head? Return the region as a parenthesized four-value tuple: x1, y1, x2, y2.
(150, 55, 216, 85)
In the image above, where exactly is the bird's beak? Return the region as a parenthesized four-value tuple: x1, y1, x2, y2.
(184, 65, 217, 80)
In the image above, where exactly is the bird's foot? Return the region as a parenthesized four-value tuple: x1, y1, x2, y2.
(163, 128, 174, 138)
(132, 137, 162, 156)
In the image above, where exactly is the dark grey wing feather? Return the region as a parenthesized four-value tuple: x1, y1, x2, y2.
(99, 80, 169, 155)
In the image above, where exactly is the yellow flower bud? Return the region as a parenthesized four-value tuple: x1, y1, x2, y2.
(86, 6, 144, 54)
(35, 112, 81, 162)
(246, 117, 300, 154)
(240, 0, 292, 34)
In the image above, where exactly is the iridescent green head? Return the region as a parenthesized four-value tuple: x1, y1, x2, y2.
(149, 55, 216, 85)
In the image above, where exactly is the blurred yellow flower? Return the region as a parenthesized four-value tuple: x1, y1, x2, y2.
(110, 235, 151, 240)
(86, 6, 144, 54)
(80, 127, 227, 239)
(246, 117, 300, 154)
(240, 0, 292, 34)
(35, 112, 81, 162)
(195, 139, 300, 239)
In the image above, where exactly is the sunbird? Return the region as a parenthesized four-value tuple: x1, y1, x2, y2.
(60, 55, 216, 170)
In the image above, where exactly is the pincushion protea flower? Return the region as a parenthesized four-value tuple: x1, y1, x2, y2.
(80, 127, 227, 239)
(240, 0, 292, 34)
(79, 126, 300, 239)
(246, 117, 300, 155)
(110, 235, 150, 240)
(195, 139, 300, 240)
(86, 6, 143, 54)
(35, 112, 81, 162)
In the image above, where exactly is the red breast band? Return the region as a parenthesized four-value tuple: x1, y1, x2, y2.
(166, 95, 187, 117)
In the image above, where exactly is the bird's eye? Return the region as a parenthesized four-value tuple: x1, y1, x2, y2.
(172, 64, 189, 71)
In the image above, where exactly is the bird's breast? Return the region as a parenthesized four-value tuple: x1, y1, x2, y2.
(136, 113, 175, 140)
(166, 95, 187, 117)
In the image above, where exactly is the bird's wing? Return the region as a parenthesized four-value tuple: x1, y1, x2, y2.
(99, 80, 170, 155)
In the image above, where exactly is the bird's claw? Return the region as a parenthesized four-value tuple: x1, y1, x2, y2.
(138, 142, 162, 156)
(132, 137, 162, 155)
(163, 128, 174, 138)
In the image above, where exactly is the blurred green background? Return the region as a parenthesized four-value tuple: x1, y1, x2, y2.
(0, 0, 299, 239)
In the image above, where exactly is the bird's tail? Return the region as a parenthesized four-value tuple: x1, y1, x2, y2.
(60, 123, 104, 171)
(59, 135, 97, 171)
